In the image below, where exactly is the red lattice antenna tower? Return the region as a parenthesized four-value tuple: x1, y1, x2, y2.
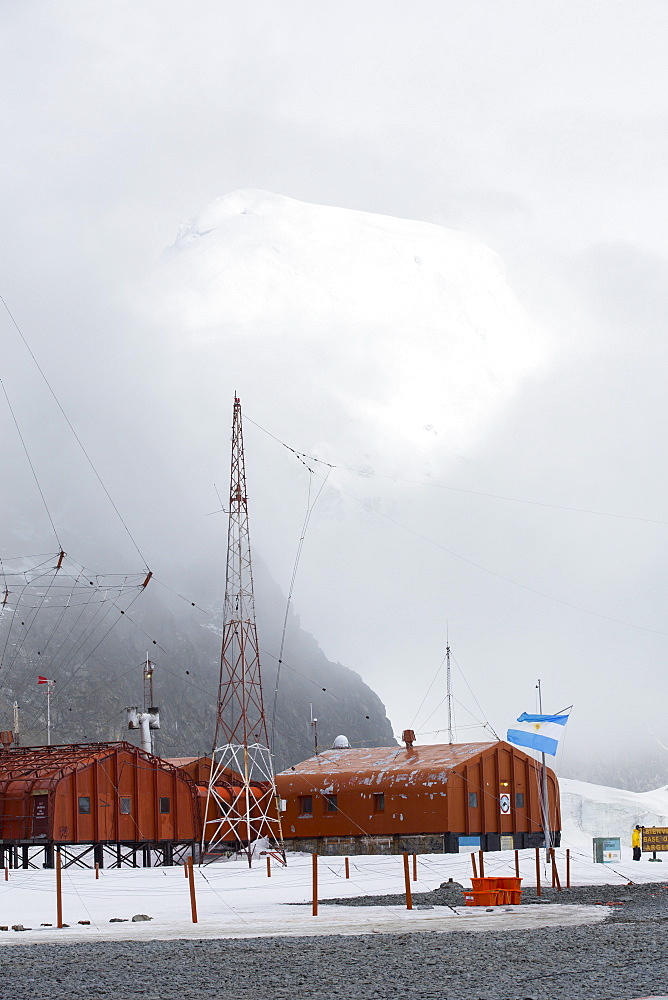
(203, 395, 285, 865)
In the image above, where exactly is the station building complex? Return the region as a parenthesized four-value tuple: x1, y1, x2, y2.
(0, 737, 560, 864)
(275, 738, 560, 856)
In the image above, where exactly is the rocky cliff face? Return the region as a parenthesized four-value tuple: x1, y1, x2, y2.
(0, 556, 395, 769)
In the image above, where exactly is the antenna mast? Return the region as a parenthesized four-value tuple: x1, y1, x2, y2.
(446, 633, 454, 744)
(204, 395, 284, 865)
(536, 678, 552, 859)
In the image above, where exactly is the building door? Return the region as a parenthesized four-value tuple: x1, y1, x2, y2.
(32, 794, 49, 839)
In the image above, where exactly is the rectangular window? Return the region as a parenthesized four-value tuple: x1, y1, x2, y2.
(159, 797, 171, 814)
(468, 792, 478, 808)
(120, 797, 131, 815)
(515, 792, 525, 808)
(78, 796, 91, 815)
(299, 795, 313, 816)
(373, 792, 385, 812)
(324, 794, 338, 813)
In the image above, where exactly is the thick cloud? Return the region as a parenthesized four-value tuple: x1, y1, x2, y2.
(1, 2, 668, 786)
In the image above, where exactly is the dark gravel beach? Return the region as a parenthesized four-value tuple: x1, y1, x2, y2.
(319, 876, 668, 922)
(1, 882, 668, 1000)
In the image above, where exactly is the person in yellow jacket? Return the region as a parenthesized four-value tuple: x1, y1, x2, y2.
(632, 825, 642, 861)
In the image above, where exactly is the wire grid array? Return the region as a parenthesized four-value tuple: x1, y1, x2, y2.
(0, 552, 148, 705)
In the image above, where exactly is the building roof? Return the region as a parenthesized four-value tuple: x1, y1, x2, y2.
(279, 742, 498, 785)
(0, 742, 180, 787)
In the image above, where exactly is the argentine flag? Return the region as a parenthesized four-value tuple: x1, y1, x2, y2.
(506, 712, 569, 756)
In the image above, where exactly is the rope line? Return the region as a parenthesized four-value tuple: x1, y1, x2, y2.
(0, 294, 150, 568)
(245, 414, 668, 526)
(311, 467, 668, 639)
(0, 378, 62, 548)
(270, 466, 331, 750)
(246, 414, 668, 636)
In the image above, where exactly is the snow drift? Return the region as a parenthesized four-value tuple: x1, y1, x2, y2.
(561, 776, 668, 848)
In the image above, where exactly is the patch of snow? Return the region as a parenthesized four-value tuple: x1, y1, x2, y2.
(561, 776, 668, 847)
(0, 851, 617, 946)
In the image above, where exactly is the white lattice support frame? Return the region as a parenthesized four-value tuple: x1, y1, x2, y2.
(204, 743, 283, 854)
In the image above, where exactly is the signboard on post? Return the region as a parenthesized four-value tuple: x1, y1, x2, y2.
(641, 828, 668, 852)
(593, 837, 621, 864)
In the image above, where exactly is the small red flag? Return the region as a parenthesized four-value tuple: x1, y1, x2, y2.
(37, 676, 50, 684)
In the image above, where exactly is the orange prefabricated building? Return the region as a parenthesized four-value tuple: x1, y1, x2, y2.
(276, 740, 560, 856)
(0, 742, 201, 869)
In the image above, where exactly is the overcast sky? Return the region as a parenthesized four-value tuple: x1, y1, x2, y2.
(2, 2, 668, 781)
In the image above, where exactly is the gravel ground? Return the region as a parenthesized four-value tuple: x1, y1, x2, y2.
(319, 878, 668, 923)
(2, 883, 668, 1000)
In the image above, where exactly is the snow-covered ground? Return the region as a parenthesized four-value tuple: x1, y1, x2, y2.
(0, 850, 609, 946)
(0, 776, 666, 945)
(0, 843, 661, 947)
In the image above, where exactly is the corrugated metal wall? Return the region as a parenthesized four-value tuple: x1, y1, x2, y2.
(276, 741, 560, 851)
(0, 743, 200, 844)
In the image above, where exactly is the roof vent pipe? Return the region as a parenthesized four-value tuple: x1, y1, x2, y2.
(126, 707, 160, 755)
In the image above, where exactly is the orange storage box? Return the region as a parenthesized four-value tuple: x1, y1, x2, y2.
(462, 889, 501, 906)
(495, 877, 522, 890)
(494, 877, 522, 904)
(471, 877, 500, 890)
(464, 876, 522, 906)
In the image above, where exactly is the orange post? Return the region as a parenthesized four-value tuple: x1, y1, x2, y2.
(471, 852, 478, 878)
(566, 849, 571, 888)
(478, 849, 485, 877)
(266, 856, 271, 877)
(184, 861, 189, 878)
(56, 850, 63, 929)
(187, 856, 198, 924)
(344, 857, 350, 879)
(535, 846, 541, 897)
(403, 853, 413, 910)
(412, 853, 417, 881)
(312, 853, 318, 916)
(95, 863, 100, 880)
(550, 848, 561, 890)
(514, 850, 520, 878)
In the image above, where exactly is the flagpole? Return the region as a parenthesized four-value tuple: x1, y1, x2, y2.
(536, 680, 551, 860)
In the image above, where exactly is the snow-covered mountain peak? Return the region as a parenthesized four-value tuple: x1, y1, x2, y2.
(154, 190, 550, 460)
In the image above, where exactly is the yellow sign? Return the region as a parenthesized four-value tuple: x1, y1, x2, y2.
(641, 827, 668, 852)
